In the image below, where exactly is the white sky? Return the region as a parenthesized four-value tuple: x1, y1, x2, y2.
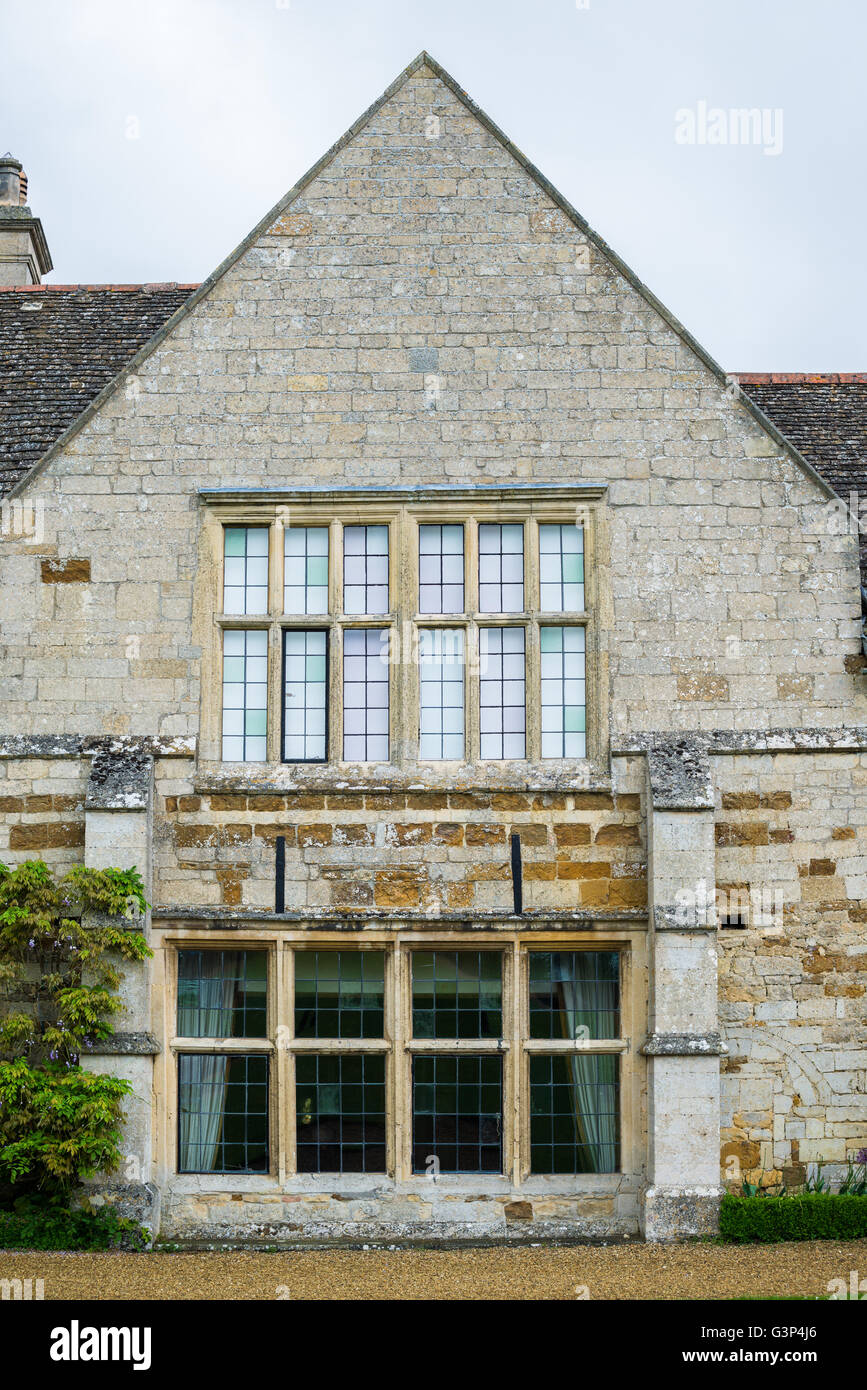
(3, 0, 865, 367)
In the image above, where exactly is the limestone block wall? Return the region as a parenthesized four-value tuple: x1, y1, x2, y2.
(0, 66, 862, 744)
(0, 757, 87, 871)
(153, 764, 647, 915)
(716, 752, 867, 1184)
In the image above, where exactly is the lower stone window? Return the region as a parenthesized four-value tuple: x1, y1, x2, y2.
(529, 1053, 620, 1174)
(177, 1053, 269, 1174)
(296, 1054, 387, 1173)
(412, 1054, 503, 1174)
(168, 935, 630, 1179)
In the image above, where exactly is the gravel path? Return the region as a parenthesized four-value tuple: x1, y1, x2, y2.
(2, 1239, 866, 1300)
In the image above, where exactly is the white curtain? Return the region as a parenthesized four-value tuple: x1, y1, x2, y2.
(554, 953, 618, 1173)
(178, 955, 236, 1172)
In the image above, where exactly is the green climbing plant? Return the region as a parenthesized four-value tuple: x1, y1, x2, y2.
(0, 859, 151, 1201)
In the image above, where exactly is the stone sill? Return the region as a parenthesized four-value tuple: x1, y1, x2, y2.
(152, 907, 648, 929)
(194, 761, 614, 797)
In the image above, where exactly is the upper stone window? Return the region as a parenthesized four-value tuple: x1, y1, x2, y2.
(206, 489, 598, 768)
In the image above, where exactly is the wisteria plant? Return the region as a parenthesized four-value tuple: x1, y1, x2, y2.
(0, 859, 150, 1198)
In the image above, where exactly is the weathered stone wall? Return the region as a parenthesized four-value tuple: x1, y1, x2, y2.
(716, 752, 867, 1186)
(153, 768, 646, 914)
(1, 58, 865, 1239)
(0, 64, 862, 741)
(0, 757, 87, 871)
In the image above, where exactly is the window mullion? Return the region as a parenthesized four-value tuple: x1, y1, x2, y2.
(278, 941, 292, 1180)
(526, 620, 541, 763)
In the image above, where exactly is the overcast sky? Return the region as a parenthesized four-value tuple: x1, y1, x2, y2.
(3, 0, 865, 368)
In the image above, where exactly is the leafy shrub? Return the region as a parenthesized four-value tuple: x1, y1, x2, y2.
(721, 1192, 867, 1243)
(0, 859, 150, 1209)
(0, 1195, 148, 1251)
(0, 1059, 134, 1194)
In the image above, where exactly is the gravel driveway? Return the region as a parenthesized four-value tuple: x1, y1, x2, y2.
(2, 1239, 866, 1300)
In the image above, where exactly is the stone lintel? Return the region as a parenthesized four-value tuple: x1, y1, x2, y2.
(0, 734, 196, 759)
(616, 726, 867, 757)
(87, 1032, 161, 1056)
(641, 1032, 727, 1057)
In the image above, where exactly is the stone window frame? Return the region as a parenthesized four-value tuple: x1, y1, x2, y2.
(156, 924, 642, 1190)
(197, 485, 609, 774)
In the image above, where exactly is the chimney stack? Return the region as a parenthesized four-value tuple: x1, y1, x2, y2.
(0, 154, 52, 285)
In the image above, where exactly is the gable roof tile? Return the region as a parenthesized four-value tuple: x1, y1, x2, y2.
(0, 283, 196, 496)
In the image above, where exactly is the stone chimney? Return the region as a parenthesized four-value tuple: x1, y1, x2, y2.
(0, 154, 52, 285)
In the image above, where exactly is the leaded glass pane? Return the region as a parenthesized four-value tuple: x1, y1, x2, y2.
(223, 526, 269, 615)
(343, 628, 389, 761)
(418, 524, 464, 614)
(478, 523, 523, 613)
(296, 1054, 386, 1173)
(479, 626, 525, 760)
(412, 951, 502, 1039)
(283, 629, 327, 761)
(539, 523, 585, 612)
(343, 525, 389, 615)
(418, 628, 464, 760)
(222, 628, 268, 762)
(284, 526, 329, 615)
(178, 1054, 269, 1174)
(177, 950, 268, 1037)
(540, 625, 586, 758)
(529, 1053, 620, 1174)
(412, 1054, 502, 1173)
(294, 951, 385, 1039)
(528, 951, 620, 1040)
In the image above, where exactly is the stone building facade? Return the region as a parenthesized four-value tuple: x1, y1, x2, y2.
(1, 54, 865, 1243)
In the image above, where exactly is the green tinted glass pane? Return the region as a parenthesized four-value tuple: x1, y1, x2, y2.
(411, 952, 502, 1038)
(540, 626, 562, 652)
(307, 556, 328, 586)
(296, 1054, 386, 1173)
(563, 554, 584, 584)
(294, 952, 385, 1038)
(224, 528, 246, 557)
